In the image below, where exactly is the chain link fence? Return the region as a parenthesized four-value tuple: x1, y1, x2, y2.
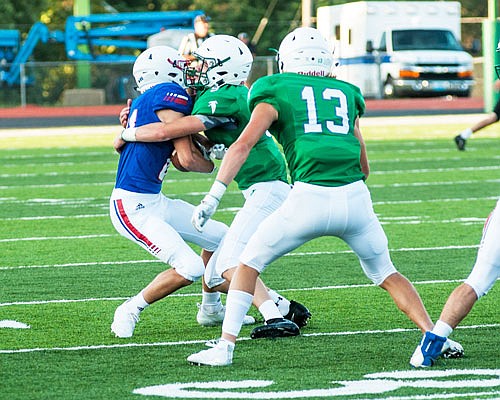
(1, 56, 485, 108)
(0, 56, 277, 108)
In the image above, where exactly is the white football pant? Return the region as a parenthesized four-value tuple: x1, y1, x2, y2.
(204, 180, 291, 288)
(240, 180, 397, 285)
(464, 198, 500, 298)
(110, 188, 227, 282)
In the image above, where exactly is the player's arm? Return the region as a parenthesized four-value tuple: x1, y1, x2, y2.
(216, 103, 277, 185)
(353, 116, 370, 179)
(191, 102, 278, 231)
(156, 109, 214, 173)
(121, 115, 206, 142)
(172, 136, 214, 173)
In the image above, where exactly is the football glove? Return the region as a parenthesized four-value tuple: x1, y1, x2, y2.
(191, 180, 227, 232)
(210, 144, 228, 160)
(192, 194, 219, 232)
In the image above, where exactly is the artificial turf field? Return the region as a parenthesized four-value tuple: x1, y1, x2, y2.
(0, 114, 499, 399)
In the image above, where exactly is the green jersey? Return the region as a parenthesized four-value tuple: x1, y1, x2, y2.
(192, 85, 288, 190)
(248, 73, 366, 187)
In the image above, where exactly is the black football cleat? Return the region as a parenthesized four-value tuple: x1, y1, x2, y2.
(284, 300, 312, 328)
(250, 318, 300, 339)
(454, 135, 466, 151)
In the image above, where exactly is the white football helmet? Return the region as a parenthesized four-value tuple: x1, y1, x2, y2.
(133, 46, 185, 93)
(184, 34, 253, 89)
(277, 27, 334, 77)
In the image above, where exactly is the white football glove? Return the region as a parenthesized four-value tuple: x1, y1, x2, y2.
(191, 180, 227, 232)
(210, 143, 228, 160)
(192, 194, 219, 232)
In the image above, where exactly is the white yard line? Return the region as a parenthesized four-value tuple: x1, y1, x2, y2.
(0, 323, 498, 354)
(1, 165, 499, 179)
(0, 244, 481, 271)
(3, 277, 496, 308)
(0, 126, 119, 138)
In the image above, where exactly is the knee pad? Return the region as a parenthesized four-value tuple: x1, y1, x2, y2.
(170, 253, 205, 282)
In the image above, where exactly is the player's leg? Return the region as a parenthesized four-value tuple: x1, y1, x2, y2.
(110, 194, 206, 337)
(454, 103, 500, 150)
(162, 196, 230, 324)
(412, 199, 500, 367)
(188, 184, 323, 365)
(339, 181, 434, 332)
(336, 182, 445, 366)
(211, 181, 309, 327)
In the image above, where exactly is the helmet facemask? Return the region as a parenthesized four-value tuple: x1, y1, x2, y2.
(181, 34, 253, 91)
(183, 55, 231, 90)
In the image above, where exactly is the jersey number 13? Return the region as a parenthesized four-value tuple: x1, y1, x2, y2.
(301, 86, 349, 135)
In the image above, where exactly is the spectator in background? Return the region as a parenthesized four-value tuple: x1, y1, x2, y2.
(179, 14, 214, 61)
(238, 32, 256, 57)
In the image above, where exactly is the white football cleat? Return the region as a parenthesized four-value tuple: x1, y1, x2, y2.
(204, 338, 220, 348)
(187, 339, 234, 366)
(111, 301, 140, 338)
(196, 304, 255, 327)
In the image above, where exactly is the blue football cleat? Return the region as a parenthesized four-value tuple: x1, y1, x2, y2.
(410, 331, 447, 368)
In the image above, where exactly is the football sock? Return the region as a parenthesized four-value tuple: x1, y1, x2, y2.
(222, 290, 253, 337)
(459, 128, 473, 139)
(267, 289, 291, 316)
(128, 291, 149, 313)
(432, 319, 453, 338)
(258, 299, 283, 322)
(218, 338, 235, 351)
(201, 290, 222, 313)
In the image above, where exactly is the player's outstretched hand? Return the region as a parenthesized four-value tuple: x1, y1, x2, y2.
(191, 194, 219, 232)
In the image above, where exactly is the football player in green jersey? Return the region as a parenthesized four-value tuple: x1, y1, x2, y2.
(117, 35, 310, 332)
(187, 27, 462, 366)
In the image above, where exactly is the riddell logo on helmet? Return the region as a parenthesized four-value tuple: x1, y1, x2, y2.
(298, 71, 329, 77)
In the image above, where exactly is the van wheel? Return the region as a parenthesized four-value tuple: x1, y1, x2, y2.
(383, 78, 396, 98)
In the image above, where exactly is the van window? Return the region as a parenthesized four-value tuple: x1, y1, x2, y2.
(392, 29, 463, 51)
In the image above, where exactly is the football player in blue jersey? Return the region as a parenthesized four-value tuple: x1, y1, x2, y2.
(110, 46, 232, 338)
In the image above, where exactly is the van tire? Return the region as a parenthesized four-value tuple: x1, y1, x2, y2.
(383, 77, 396, 98)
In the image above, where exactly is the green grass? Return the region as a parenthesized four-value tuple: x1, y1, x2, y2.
(1, 119, 499, 399)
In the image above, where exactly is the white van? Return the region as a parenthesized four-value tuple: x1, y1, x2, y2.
(317, 1, 474, 98)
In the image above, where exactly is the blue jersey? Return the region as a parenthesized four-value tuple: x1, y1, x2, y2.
(115, 83, 193, 194)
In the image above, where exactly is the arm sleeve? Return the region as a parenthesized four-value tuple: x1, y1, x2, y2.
(192, 114, 237, 130)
